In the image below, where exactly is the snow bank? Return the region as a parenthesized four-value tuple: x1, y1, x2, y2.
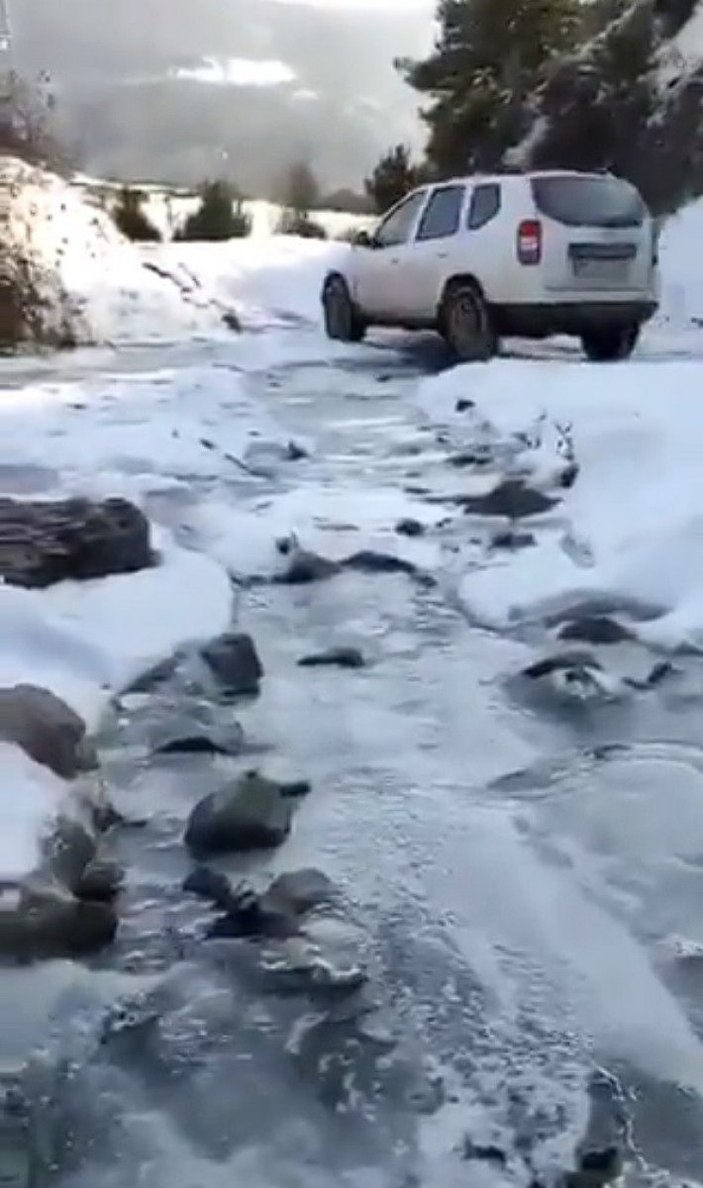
(658, 196, 703, 326)
(2, 157, 235, 345)
(417, 358, 703, 650)
(149, 236, 350, 330)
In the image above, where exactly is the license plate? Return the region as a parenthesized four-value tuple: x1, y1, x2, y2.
(572, 257, 630, 283)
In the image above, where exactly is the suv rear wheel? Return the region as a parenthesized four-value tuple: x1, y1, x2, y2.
(441, 282, 497, 363)
(581, 323, 640, 362)
(322, 276, 366, 343)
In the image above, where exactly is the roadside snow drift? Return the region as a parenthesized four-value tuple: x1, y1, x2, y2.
(418, 357, 703, 651)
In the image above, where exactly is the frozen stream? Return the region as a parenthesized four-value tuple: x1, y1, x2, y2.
(4, 329, 703, 1187)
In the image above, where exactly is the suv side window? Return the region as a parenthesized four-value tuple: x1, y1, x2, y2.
(467, 183, 501, 230)
(416, 184, 465, 242)
(375, 191, 427, 249)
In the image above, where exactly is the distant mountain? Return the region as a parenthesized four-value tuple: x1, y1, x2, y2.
(11, 0, 433, 192)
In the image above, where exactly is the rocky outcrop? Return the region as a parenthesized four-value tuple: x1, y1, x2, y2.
(185, 770, 311, 856)
(0, 496, 154, 588)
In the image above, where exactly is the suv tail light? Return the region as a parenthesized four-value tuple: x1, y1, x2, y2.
(517, 219, 542, 265)
(651, 224, 659, 267)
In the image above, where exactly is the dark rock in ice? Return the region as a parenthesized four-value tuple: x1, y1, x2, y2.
(462, 479, 559, 519)
(462, 1140, 507, 1166)
(491, 528, 535, 551)
(74, 859, 124, 903)
(200, 633, 263, 696)
(566, 1145, 623, 1188)
(297, 646, 365, 670)
(455, 398, 475, 412)
(395, 517, 425, 538)
(523, 650, 603, 680)
(262, 868, 337, 918)
(558, 616, 633, 645)
(0, 887, 117, 961)
(0, 684, 96, 780)
(185, 770, 308, 855)
(0, 495, 153, 588)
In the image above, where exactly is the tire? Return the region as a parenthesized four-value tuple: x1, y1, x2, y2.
(322, 276, 366, 343)
(581, 323, 640, 362)
(441, 281, 497, 363)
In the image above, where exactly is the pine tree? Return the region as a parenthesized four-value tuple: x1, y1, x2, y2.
(178, 180, 251, 241)
(402, 0, 582, 177)
(112, 186, 162, 242)
(364, 144, 420, 214)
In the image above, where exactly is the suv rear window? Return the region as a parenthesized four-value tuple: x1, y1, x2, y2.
(531, 175, 646, 228)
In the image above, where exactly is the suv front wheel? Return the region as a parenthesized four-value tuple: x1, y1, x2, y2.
(322, 276, 366, 343)
(581, 323, 640, 362)
(441, 282, 497, 363)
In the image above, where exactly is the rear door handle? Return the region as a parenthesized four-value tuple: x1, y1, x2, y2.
(436, 251, 448, 259)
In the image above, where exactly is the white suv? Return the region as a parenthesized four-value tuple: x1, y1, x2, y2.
(322, 170, 659, 362)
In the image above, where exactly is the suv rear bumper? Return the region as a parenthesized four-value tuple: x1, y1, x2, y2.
(492, 300, 658, 339)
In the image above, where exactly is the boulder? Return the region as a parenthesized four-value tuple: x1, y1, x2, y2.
(395, 518, 425, 538)
(185, 770, 308, 855)
(462, 479, 558, 519)
(0, 496, 153, 588)
(74, 859, 124, 903)
(557, 616, 633, 646)
(200, 633, 263, 696)
(0, 684, 96, 779)
(297, 646, 365, 670)
(262, 868, 337, 918)
(0, 887, 117, 961)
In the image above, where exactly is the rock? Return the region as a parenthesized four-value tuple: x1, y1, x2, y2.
(285, 440, 308, 461)
(185, 770, 307, 855)
(274, 537, 341, 584)
(566, 1146, 623, 1188)
(200, 633, 263, 696)
(462, 1140, 507, 1166)
(0, 888, 118, 961)
(262, 868, 337, 918)
(523, 650, 603, 680)
(74, 859, 124, 903)
(297, 647, 365, 670)
(150, 704, 245, 757)
(0, 496, 153, 588)
(221, 309, 241, 332)
(490, 529, 535, 551)
(273, 535, 435, 587)
(455, 398, 474, 412)
(183, 866, 237, 912)
(395, 517, 425, 538)
(0, 685, 96, 780)
(463, 479, 558, 519)
(558, 616, 633, 646)
(43, 814, 98, 894)
(258, 933, 367, 996)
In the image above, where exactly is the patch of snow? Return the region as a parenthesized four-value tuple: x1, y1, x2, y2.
(417, 357, 703, 650)
(658, 195, 703, 327)
(0, 744, 66, 881)
(171, 57, 296, 87)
